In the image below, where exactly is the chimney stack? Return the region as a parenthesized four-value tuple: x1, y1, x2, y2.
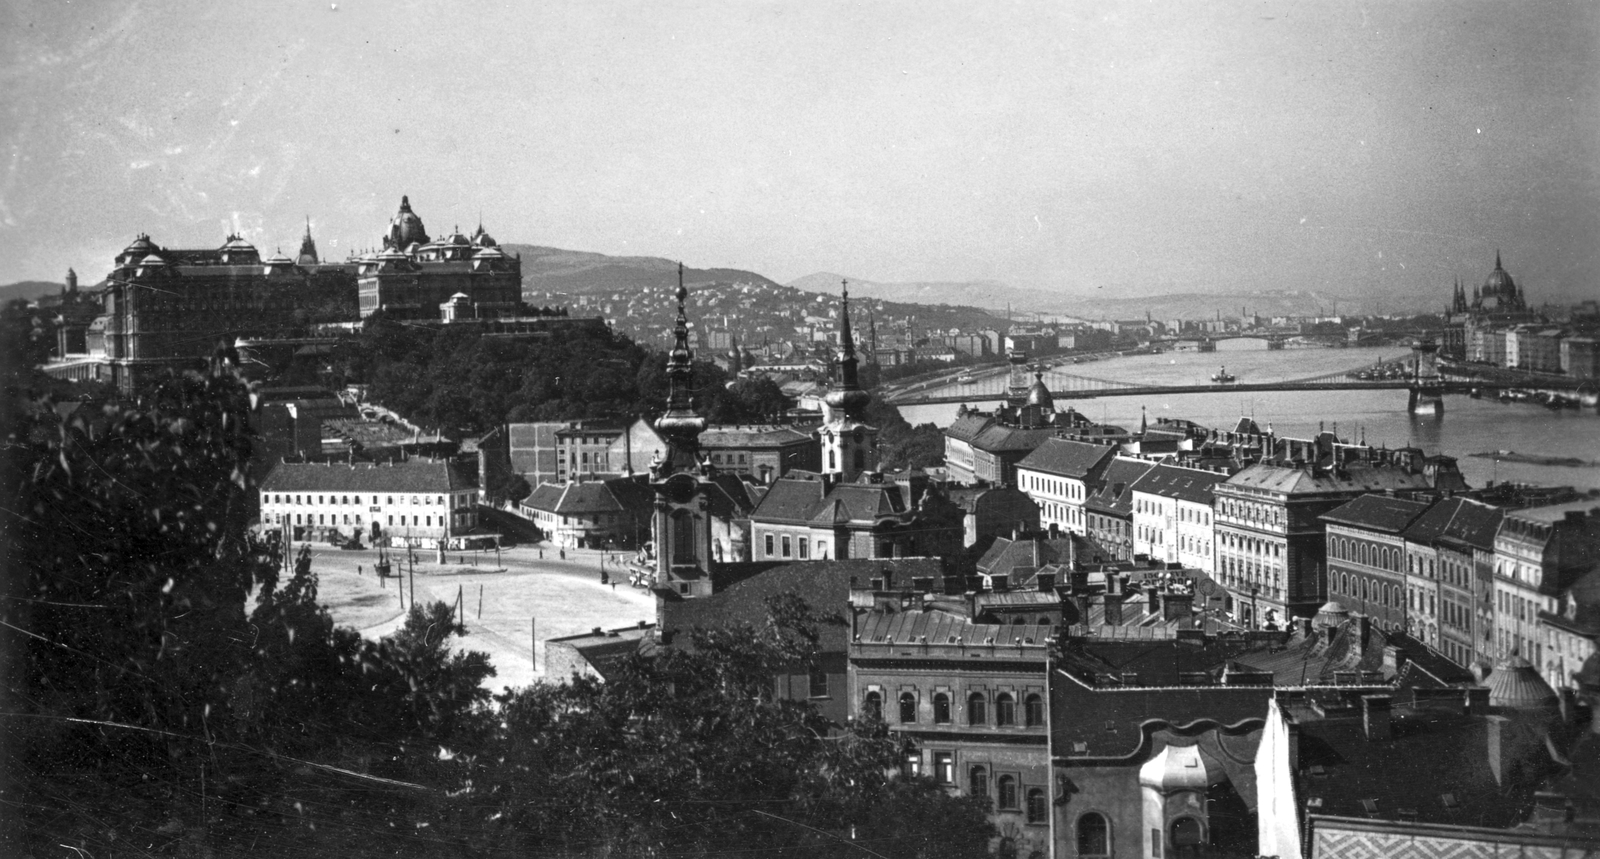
(1362, 694, 1392, 741)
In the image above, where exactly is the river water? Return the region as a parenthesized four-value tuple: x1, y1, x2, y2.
(899, 342, 1600, 492)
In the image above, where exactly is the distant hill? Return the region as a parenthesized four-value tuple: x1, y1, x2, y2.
(1045, 290, 1427, 321)
(787, 272, 1063, 315)
(502, 244, 783, 297)
(0, 280, 67, 305)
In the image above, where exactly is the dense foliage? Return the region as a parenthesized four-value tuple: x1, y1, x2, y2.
(2, 358, 994, 858)
(466, 593, 996, 858)
(867, 394, 947, 472)
(315, 313, 792, 436)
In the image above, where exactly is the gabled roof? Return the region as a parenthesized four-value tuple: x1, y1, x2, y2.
(262, 459, 473, 494)
(521, 477, 654, 517)
(1015, 437, 1116, 479)
(748, 474, 923, 528)
(977, 535, 1079, 576)
(1131, 464, 1227, 505)
(944, 413, 995, 444)
(1322, 494, 1433, 534)
(969, 424, 1057, 454)
(1086, 458, 1157, 517)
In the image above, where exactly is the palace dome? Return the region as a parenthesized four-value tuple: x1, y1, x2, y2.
(388, 195, 430, 248)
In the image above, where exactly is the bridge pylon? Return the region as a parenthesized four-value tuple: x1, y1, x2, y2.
(1408, 335, 1444, 416)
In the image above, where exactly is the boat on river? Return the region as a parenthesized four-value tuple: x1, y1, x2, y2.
(956, 373, 978, 385)
(1211, 365, 1237, 384)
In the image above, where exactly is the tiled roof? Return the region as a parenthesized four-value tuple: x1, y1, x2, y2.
(976, 536, 1079, 576)
(1050, 665, 1273, 762)
(1086, 458, 1155, 517)
(1015, 438, 1116, 479)
(945, 414, 994, 444)
(1439, 498, 1503, 552)
(521, 477, 654, 516)
(663, 558, 947, 652)
(855, 609, 1053, 648)
(1222, 462, 1434, 497)
(969, 424, 1057, 454)
(700, 425, 813, 448)
(261, 458, 473, 493)
(1322, 494, 1433, 533)
(1131, 464, 1227, 505)
(748, 474, 919, 528)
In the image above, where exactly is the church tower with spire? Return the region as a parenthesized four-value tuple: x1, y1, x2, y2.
(296, 217, 319, 266)
(819, 280, 878, 481)
(650, 265, 719, 603)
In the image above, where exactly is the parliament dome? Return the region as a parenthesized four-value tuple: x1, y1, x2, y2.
(1482, 252, 1517, 297)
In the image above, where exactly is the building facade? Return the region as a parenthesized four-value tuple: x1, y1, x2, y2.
(259, 458, 478, 547)
(356, 197, 521, 320)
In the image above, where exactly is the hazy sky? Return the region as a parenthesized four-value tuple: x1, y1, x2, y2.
(2, 1, 1596, 301)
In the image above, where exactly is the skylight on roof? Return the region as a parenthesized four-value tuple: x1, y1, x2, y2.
(1440, 793, 1459, 809)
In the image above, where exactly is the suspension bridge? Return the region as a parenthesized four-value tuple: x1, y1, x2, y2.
(883, 362, 1441, 407)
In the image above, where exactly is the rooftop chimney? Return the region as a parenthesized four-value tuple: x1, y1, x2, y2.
(1362, 694, 1392, 741)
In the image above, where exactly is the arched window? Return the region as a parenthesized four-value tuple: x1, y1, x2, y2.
(996, 693, 1016, 727)
(1359, 544, 1368, 566)
(1026, 788, 1047, 824)
(862, 690, 882, 721)
(899, 692, 917, 724)
(1024, 694, 1044, 727)
(997, 775, 1018, 810)
(933, 692, 951, 724)
(969, 765, 989, 799)
(1171, 816, 1205, 854)
(968, 692, 987, 726)
(1077, 812, 1110, 856)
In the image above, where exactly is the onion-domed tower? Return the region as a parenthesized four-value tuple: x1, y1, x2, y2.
(819, 279, 878, 480)
(651, 265, 718, 602)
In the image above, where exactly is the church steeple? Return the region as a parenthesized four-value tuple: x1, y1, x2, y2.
(824, 279, 871, 420)
(650, 264, 718, 604)
(296, 217, 319, 266)
(654, 263, 707, 474)
(819, 279, 878, 480)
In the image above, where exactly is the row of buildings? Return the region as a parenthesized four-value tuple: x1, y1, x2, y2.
(542, 277, 1600, 858)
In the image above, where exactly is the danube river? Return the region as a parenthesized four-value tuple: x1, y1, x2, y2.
(900, 343, 1600, 492)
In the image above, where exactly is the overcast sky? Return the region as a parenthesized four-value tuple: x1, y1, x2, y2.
(2, 0, 1595, 301)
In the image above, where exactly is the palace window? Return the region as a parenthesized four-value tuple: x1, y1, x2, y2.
(862, 690, 882, 720)
(899, 692, 917, 723)
(1024, 694, 1044, 727)
(996, 693, 1016, 726)
(1026, 788, 1047, 824)
(997, 775, 1018, 810)
(968, 692, 987, 725)
(934, 752, 954, 785)
(969, 765, 989, 799)
(933, 692, 951, 724)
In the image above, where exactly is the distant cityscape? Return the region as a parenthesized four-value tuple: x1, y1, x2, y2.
(8, 193, 1600, 858)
